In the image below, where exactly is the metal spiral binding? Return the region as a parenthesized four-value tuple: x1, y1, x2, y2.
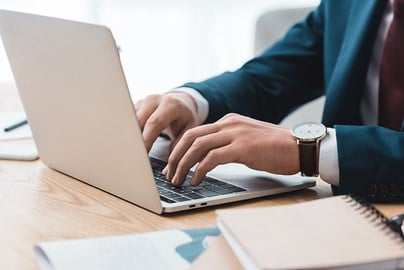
(343, 195, 404, 245)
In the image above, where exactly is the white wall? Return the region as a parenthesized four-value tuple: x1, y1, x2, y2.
(0, 0, 319, 101)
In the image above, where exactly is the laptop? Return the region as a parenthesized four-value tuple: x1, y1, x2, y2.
(0, 9, 315, 214)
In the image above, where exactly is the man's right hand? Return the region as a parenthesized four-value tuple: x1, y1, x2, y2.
(135, 92, 199, 152)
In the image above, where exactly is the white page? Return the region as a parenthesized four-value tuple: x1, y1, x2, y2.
(34, 228, 220, 270)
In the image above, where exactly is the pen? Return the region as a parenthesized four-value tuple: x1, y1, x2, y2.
(3, 119, 28, 132)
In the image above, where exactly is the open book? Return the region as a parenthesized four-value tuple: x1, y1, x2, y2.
(215, 195, 404, 270)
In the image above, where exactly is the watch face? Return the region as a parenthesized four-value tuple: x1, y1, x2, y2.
(291, 123, 327, 141)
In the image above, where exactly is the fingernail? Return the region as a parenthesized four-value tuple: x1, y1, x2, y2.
(171, 175, 178, 186)
(190, 177, 198, 186)
(162, 166, 167, 175)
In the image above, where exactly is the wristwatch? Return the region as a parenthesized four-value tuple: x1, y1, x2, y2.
(290, 123, 327, 177)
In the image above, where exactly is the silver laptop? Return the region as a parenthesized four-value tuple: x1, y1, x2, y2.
(0, 9, 315, 214)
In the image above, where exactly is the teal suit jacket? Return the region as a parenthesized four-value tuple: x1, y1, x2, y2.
(183, 0, 404, 202)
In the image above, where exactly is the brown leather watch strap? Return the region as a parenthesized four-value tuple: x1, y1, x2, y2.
(298, 141, 320, 177)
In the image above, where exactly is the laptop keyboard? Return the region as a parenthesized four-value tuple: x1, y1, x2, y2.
(150, 157, 247, 204)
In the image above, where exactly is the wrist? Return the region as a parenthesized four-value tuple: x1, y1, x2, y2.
(290, 123, 328, 177)
(288, 134, 300, 174)
(273, 127, 299, 175)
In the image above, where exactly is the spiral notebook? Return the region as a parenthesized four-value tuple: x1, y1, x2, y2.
(215, 195, 404, 270)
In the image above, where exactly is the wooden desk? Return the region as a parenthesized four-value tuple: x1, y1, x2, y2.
(1, 83, 403, 269)
(0, 159, 332, 270)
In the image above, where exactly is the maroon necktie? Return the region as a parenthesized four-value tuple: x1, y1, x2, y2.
(378, 0, 404, 131)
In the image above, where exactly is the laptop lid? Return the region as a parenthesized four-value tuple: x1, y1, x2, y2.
(0, 9, 163, 213)
(0, 10, 315, 214)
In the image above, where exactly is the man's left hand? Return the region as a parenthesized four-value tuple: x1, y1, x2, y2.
(163, 113, 300, 186)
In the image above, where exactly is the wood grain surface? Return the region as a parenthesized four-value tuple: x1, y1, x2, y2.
(1, 82, 402, 269)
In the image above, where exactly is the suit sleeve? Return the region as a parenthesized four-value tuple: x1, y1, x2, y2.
(183, 2, 326, 124)
(334, 125, 404, 202)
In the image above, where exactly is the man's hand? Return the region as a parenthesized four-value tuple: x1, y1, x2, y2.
(135, 92, 198, 152)
(163, 113, 300, 186)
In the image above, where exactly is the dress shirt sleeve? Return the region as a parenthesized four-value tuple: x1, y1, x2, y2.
(319, 128, 340, 186)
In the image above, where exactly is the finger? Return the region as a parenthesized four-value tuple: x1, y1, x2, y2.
(142, 105, 177, 152)
(168, 121, 195, 152)
(134, 99, 142, 112)
(170, 133, 230, 186)
(162, 124, 191, 176)
(191, 144, 237, 186)
(165, 124, 219, 180)
(135, 98, 158, 130)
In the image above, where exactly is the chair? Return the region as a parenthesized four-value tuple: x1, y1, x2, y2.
(254, 6, 325, 128)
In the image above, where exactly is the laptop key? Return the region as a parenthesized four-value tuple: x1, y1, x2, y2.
(174, 189, 189, 194)
(212, 181, 233, 187)
(214, 182, 241, 189)
(172, 196, 190, 202)
(160, 196, 175, 203)
(194, 189, 219, 197)
(204, 185, 233, 195)
(183, 192, 204, 199)
(227, 186, 247, 192)
(152, 156, 247, 203)
(157, 181, 172, 189)
(204, 177, 220, 183)
(159, 190, 176, 197)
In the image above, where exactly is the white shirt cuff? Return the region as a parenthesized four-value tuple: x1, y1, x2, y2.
(172, 87, 209, 125)
(319, 128, 340, 186)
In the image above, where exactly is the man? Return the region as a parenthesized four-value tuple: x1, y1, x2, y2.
(135, 0, 404, 202)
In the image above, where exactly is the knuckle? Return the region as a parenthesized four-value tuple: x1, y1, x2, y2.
(192, 137, 206, 150)
(146, 94, 161, 101)
(205, 150, 218, 161)
(147, 115, 163, 126)
(221, 113, 242, 125)
(183, 129, 196, 140)
(223, 113, 239, 120)
(147, 115, 159, 125)
(161, 95, 174, 104)
(162, 94, 182, 107)
(141, 94, 161, 106)
(167, 155, 176, 165)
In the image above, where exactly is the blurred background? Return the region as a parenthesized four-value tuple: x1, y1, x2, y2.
(0, 0, 319, 101)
